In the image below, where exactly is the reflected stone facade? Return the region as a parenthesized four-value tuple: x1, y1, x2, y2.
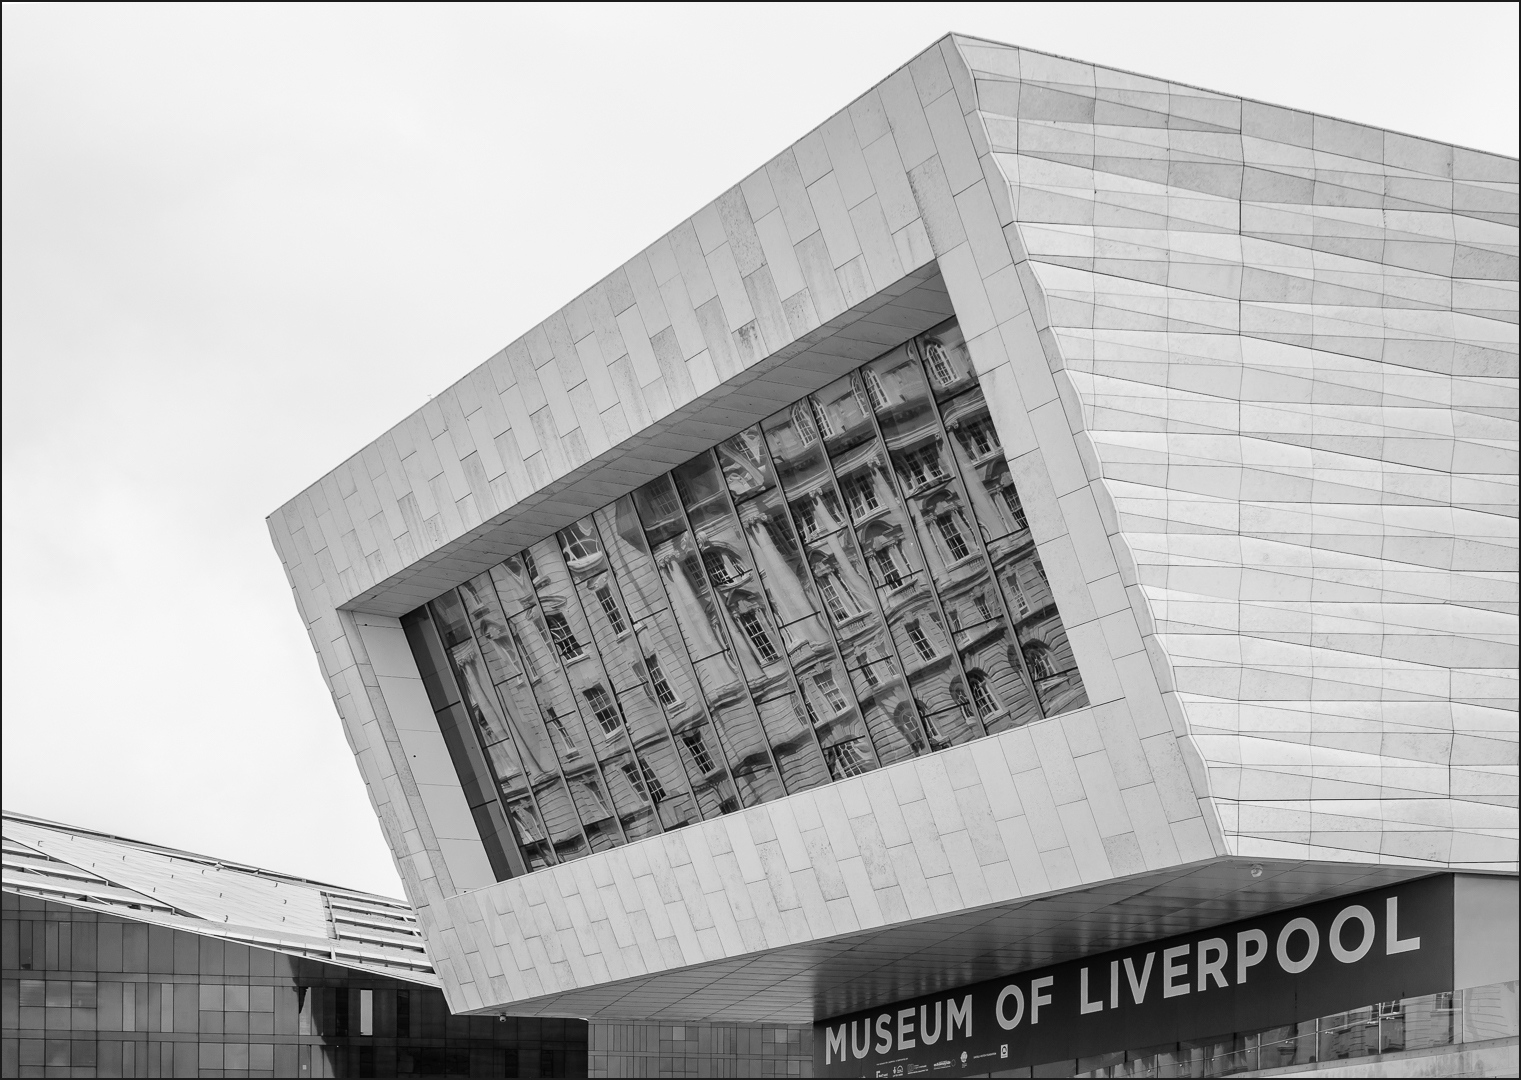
(403, 318, 1088, 873)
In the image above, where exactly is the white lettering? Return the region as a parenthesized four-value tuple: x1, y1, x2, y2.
(1331, 905, 1375, 963)
(826, 1024, 845, 1065)
(1237, 929, 1268, 984)
(1277, 917, 1320, 974)
(947, 995, 972, 1040)
(1163, 944, 1191, 998)
(874, 1014, 892, 1055)
(1124, 952, 1155, 1004)
(1030, 977, 1054, 1024)
(896, 1008, 915, 1050)
(995, 985, 1025, 1030)
(1386, 897, 1420, 955)
(919, 1001, 942, 1045)
(1197, 938, 1229, 991)
(1109, 959, 1120, 1010)
(1080, 967, 1104, 1013)
(851, 1019, 871, 1059)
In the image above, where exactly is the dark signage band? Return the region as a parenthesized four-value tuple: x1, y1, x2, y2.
(814, 875, 1453, 1077)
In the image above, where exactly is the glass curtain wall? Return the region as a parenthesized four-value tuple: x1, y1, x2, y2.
(403, 317, 1089, 877)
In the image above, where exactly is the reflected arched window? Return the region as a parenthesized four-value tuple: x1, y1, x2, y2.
(968, 670, 999, 717)
(559, 521, 602, 565)
(923, 338, 954, 386)
(792, 402, 818, 445)
(1023, 642, 1057, 680)
(864, 368, 888, 410)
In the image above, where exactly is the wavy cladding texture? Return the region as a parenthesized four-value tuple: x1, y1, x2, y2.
(964, 44, 1519, 868)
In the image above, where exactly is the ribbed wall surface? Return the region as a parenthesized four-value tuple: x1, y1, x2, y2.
(963, 44, 1518, 868)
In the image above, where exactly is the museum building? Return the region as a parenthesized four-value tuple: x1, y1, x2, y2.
(270, 34, 1519, 1078)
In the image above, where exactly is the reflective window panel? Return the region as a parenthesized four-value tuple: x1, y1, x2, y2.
(403, 317, 1089, 877)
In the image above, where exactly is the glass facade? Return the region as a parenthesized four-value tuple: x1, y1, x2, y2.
(589, 1022, 813, 1078)
(1, 892, 587, 1078)
(404, 317, 1088, 876)
(980, 982, 1520, 1078)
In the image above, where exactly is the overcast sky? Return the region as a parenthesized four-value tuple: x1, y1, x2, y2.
(3, 2, 1516, 899)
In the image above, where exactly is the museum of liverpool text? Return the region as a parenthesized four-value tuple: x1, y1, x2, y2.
(271, 32, 1518, 1078)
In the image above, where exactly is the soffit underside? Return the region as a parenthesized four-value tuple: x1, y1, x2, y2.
(461, 858, 1437, 1023)
(344, 265, 953, 618)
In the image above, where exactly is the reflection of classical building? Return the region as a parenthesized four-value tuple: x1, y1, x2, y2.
(273, 35, 1516, 1080)
(407, 317, 1098, 852)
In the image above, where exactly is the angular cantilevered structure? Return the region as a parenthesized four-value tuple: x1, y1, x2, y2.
(270, 32, 1517, 1076)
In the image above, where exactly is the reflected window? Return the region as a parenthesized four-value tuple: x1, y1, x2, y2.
(596, 587, 627, 634)
(938, 514, 971, 561)
(623, 758, 666, 803)
(682, 730, 716, 774)
(974, 593, 993, 621)
(736, 611, 779, 663)
(544, 710, 579, 757)
(857, 658, 879, 686)
(864, 369, 888, 410)
(813, 399, 837, 438)
(560, 522, 602, 564)
(906, 622, 936, 661)
(842, 474, 879, 518)
(818, 576, 859, 622)
(584, 686, 622, 735)
(824, 740, 871, 778)
(647, 482, 682, 521)
(814, 672, 847, 712)
(545, 613, 584, 661)
(1024, 643, 1057, 680)
(645, 654, 678, 707)
(1003, 487, 1029, 531)
(900, 446, 945, 488)
(521, 550, 539, 581)
(874, 548, 904, 588)
(1008, 578, 1030, 617)
(703, 549, 738, 586)
(957, 416, 1000, 458)
(968, 670, 999, 717)
(793, 500, 819, 538)
(791, 403, 818, 445)
(923, 338, 955, 386)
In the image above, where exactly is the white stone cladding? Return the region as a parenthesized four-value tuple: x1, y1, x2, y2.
(270, 35, 1518, 1021)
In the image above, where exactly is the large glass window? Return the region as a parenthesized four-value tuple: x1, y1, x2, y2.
(403, 317, 1088, 876)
